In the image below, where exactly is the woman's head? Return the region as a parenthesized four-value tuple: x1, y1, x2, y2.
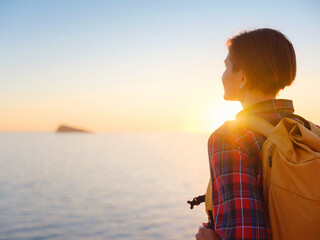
(222, 28, 296, 100)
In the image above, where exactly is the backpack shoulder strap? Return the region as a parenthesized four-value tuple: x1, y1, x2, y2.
(237, 115, 274, 138)
(238, 114, 320, 138)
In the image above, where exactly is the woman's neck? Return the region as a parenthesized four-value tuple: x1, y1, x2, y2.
(240, 90, 276, 109)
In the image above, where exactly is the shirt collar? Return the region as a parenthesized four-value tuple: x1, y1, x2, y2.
(236, 99, 294, 117)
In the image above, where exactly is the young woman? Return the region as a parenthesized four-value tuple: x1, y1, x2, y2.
(195, 28, 298, 240)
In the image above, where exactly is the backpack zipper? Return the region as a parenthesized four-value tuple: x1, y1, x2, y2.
(268, 144, 275, 167)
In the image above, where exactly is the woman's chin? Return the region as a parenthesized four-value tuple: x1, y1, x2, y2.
(223, 94, 238, 101)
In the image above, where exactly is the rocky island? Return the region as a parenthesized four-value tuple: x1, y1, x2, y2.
(56, 125, 92, 133)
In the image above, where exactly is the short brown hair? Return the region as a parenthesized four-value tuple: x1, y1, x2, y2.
(227, 28, 296, 94)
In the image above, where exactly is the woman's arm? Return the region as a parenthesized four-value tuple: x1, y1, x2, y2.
(195, 222, 220, 240)
(208, 131, 269, 239)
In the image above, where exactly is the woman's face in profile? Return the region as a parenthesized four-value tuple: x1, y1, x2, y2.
(221, 53, 244, 101)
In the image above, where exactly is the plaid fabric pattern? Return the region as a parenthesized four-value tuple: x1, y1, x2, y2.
(208, 99, 296, 240)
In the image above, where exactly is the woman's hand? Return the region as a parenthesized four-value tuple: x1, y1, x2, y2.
(195, 222, 220, 240)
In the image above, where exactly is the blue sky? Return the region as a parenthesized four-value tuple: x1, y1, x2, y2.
(0, 0, 319, 132)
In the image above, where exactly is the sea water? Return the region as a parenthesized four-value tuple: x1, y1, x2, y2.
(0, 132, 211, 239)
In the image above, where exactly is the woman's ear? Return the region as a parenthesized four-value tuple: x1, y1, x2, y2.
(239, 72, 247, 89)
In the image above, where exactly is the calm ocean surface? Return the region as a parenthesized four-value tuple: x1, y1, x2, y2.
(0, 132, 211, 240)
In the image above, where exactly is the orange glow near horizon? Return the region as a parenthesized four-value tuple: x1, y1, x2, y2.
(0, 93, 243, 133)
(1, 75, 319, 133)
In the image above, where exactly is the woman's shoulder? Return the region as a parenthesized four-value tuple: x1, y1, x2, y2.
(208, 119, 266, 154)
(209, 120, 243, 140)
(208, 120, 241, 147)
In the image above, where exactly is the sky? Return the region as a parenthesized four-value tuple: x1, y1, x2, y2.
(0, 0, 319, 133)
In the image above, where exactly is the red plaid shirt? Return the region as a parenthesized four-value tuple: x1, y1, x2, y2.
(208, 99, 300, 240)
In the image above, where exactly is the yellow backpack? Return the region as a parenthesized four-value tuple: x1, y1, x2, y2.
(236, 116, 320, 240)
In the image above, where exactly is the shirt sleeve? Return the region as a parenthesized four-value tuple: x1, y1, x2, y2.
(208, 131, 270, 240)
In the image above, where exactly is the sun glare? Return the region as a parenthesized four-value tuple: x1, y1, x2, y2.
(207, 102, 242, 132)
(181, 101, 242, 133)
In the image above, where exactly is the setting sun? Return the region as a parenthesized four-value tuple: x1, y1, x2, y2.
(207, 102, 242, 130)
